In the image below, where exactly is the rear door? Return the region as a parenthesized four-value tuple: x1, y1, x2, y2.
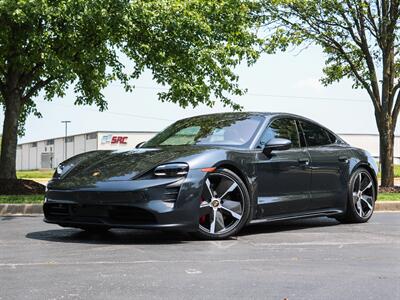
(297, 120, 349, 211)
(255, 118, 311, 217)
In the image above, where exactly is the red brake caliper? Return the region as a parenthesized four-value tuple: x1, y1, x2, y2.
(199, 196, 206, 224)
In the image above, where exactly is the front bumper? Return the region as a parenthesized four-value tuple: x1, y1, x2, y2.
(43, 170, 205, 232)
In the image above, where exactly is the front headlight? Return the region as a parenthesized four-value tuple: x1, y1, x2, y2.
(154, 163, 189, 177)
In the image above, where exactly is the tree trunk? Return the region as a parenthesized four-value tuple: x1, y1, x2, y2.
(379, 116, 394, 187)
(0, 92, 22, 179)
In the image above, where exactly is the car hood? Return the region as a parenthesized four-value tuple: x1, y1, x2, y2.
(50, 146, 216, 188)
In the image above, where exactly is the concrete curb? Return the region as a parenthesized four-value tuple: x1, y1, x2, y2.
(375, 201, 400, 211)
(0, 204, 43, 215)
(1, 202, 400, 216)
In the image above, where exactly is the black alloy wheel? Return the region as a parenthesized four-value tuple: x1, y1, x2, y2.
(337, 168, 376, 223)
(195, 168, 250, 240)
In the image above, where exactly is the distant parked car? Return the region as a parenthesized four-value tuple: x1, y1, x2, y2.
(44, 112, 378, 239)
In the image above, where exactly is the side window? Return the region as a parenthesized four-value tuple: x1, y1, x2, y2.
(327, 131, 337, 144)
(259, 118, 300, 148)
(299, 121, 333, 147)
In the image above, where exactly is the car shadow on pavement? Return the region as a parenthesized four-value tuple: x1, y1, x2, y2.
(26, 228, 193, 245)
(1, 216, 17, 221)
(25, 217, 340, 245)
(239, 217, 340, 237)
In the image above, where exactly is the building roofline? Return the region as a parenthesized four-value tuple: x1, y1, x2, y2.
(16, 127, 400, 146)
(338, 133, 400, 137)
(17, 130, 159, 146)
(96, 130, 159, 134)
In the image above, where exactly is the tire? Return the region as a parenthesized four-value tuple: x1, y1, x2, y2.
(337, 168, 376, 223)
(193, 168, 251, 240)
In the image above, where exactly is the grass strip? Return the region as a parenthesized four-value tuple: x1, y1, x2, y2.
(0, 194, 44, 204)
(17, 170, 54, 179)
(377, 193, 400, 201)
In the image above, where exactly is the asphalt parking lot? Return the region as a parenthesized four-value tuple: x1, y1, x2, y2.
(0, 213, 399, 300)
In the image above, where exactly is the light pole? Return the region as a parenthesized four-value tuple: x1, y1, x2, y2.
(61, 121, 71, 161)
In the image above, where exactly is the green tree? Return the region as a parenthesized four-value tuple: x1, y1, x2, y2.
(263, 0, 400, 187)
(0, 0, 262, 179)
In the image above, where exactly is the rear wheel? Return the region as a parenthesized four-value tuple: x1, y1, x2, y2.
(194, 168, 250, 240)
(337, 168, 376, 223)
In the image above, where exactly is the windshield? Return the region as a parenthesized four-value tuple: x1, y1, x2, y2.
(143, 113, 263, 147)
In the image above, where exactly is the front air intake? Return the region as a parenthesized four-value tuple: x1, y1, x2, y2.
(162, 187, 180, 202)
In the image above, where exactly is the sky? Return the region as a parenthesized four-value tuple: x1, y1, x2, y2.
(0, 46, 378, 144)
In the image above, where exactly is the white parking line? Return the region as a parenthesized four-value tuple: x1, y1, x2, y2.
(0, 257, 320, 268)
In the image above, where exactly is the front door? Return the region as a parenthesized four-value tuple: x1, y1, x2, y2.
(254, 118, 311, 217)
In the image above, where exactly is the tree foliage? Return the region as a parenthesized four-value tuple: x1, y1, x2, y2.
(262, 0, 400, 186)
(0, 0, 263, 131)
(0, 0, 263, 179)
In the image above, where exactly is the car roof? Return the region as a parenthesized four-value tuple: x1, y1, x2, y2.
(188, 111, 311, 121)
(189, 112, 343, 141)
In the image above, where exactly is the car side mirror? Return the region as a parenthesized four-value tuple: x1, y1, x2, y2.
(136, 141, 145, 148)
(262, 138, 292, 156)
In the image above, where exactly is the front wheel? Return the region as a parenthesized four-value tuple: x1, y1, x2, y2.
(194, 168, 250, 240)
(337, 168, 376, 223)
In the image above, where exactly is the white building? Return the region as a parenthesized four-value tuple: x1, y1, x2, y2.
(15, 131, 400, 171)
(16, 131, 157, 170)
(339, 133, 400, 163)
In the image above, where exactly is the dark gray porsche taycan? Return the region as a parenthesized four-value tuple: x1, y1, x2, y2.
(44, 112, 378, 239)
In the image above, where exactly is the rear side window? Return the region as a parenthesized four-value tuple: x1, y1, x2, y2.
(299, 120, 333, 147)
(259, 118, 300, 148)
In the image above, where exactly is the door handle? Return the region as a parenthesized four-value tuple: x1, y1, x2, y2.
(298, 158, 310, 165)
(338, 156, 349, 163)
